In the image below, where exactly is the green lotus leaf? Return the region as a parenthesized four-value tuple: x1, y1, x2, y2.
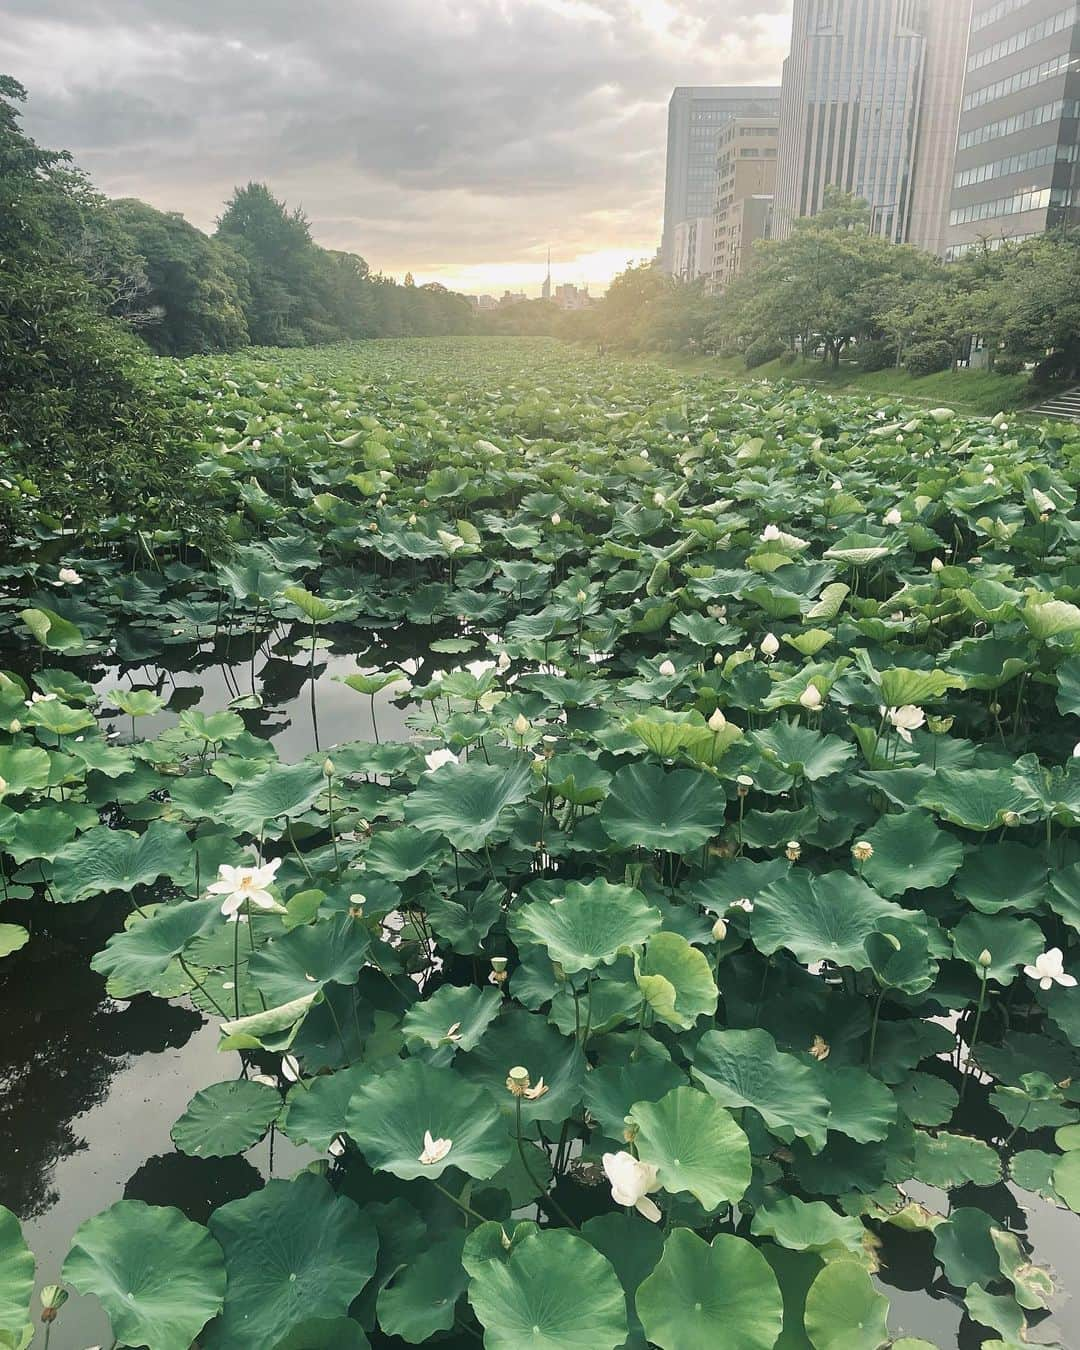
(1054, 1151, 1080, 1210)
(933, 1208, 1000, 1289)
(752, 722, 855, 782)
(457, 1008, 586, 1127)
(634, 931, 718, 1030)
(946, 637, 1029, 691)
(1009, 1148, 1061, 1201)
(364, 826, 445, 880)
(90, 898, 219, 997)
(178, 709, 247, 743)
(510, 878, 661, 973)
(752, 870, 905, 970)
(280, 585, 344, 623)
(629, 1085, 751, 1210)
(579, 1212, 664, 1346)
(750, 1196, 868, 1261)
(817, 1066, 897, 1143)
(760, 1243, 822, 1350)
(1022, 597, 1080, 639)
(20, 606, 89, 652)
(273, 1318, 370, 1350)
(377, 1231, 467, 1344)
(467, 1228, 628, 1350)
(877, 667, 961, 705)
(962, 1285, 1025, 1342)
(0, 1207, 33, 1350)
(803, 1260, 889, 1350)
(63, 1200, 225, 1350)
(280, 1064, 371, 1151)
(915, 769, 1026, 831)
(950, 913, 1044, 985)
(547, 752, 612, 806)
(583, 1055, 687, 1137)
(0, 925, 29, 959)
(402, 983, 503, 1052)
(404, 759, 533, 851)
(219, 992, 318, 1049)
(911, 1130, 1002, 1189)
(692, 1028, 830, 1152)
(600, 763, 728, 853)
(219, 760, 326, 832)
(990, 1228, 1054, 1310)
(52, 820, 195, 903)
(425, 883, 504, 954)
(347, 1057, 512, 1180)
(894, 1071, 958, 1127)
(954, 842, 1047, 914)
(205, 1172, 377, 1348)
(865, 919, 937, 997)
(248, 913, 371, 1004)
(171, 1078, 282, 1156)
(858, 809, 962, 896)
(0, 745, 51, 795)
(637, 1229, 784, 1350)
(23, 698, 96, 736)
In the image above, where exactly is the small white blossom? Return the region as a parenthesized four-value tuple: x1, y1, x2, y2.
(708, 708, 727, 732)
(883, 507, 902, 527)
(207, 858, 282, 919)
(1024, 948, 1077, 991)
(58, 567, 83, 585)
(602, 1151, 661, 1222)
(799, 685, 822, 710)
(760, 633, 779, 659)
(884, 705, 925, 743)
(424, 748, 459, 773)
(658, 659, 677, 678)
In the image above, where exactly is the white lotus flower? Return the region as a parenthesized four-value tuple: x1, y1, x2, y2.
(602, 1151, 661, 1222)
(207, 857, 282, 919)
(831, 480, 843, 491)
(419, 1130, 452, 1165)
(883, 508, 902, 527)
(729, 897, 753, 913)
(58, 567, 82, 584)
(653, 491, 665, 507)
(799, 685, 822, 710)
(658, 659, 676, 678)
(424, 748, 458, 773)
(513, 713, 530, 736)
(550, 512, 561, 525)
(708, 708, 727, 732)
(27, 692, 57, 705)
(931, 557, 944, 573)
(884, 705, 925, 743)
(761, 523, 781, 542)
(497, 652, 511, 673)
(1023, 948, 1077, 991)
(760, 633, 779, 659)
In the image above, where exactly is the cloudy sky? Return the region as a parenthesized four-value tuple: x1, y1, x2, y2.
(1, 0, 792, 294)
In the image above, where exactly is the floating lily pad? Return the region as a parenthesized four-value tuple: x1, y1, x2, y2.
(510, 878, 661, 973)
(171, 1079, 282, 1157)
(629, 1086, 751, 1211)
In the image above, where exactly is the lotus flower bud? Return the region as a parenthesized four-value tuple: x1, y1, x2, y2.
(799, 684, 822, 710)
(760, 633, 779, 658)
(8, 719, 20, 733)
(323, 758, 335, 777)
(977, 949, 992, 969)
(0, 776, 7, 796)
(513, 714, 530, 736)
(550, 512, 561, 525)
(711, 917, 728, 942)
(658, 659, 676, 677)
(713, 651, 724, 666)
(708, 708, 727, 732)
(883, 508, 902, 526)
(576, 589, 587, 604)
(653, 491, 665, 507)
(931, 557, 944, 573)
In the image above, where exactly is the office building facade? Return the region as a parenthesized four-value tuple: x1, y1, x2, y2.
(774, 0, 930, 243)
(945, 0, 1080, 258)
(712, 116, 779, 287)
(660, 85, 780, 272)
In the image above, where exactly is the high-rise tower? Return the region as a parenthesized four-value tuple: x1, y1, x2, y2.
(774, 0, 931, 243)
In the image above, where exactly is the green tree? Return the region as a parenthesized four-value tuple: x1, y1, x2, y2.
(109, 199, 249, 354)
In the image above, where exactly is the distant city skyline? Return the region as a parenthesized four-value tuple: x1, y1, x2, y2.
(0, 0, 794, 296)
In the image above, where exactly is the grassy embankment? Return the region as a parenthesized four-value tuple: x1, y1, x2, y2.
(658, 353, 1065, 416)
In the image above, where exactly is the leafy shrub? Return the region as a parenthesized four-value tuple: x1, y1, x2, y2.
(856, 337, 896, 372)
(994, 354, 1026, 376)
(904, 340, 953, 377)
(744, 335, 787, 369)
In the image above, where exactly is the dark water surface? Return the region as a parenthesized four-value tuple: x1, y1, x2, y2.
(1, 637, 1078, 1349)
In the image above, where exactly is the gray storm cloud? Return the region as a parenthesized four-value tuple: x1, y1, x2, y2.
(0, 0, 791, 281)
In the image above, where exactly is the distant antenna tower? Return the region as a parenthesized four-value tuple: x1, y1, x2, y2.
(542, 248, 552, 301)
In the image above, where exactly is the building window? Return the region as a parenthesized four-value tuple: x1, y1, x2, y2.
(967, 4, 1079, 74)
(949, 185, 1070, 225)
(954, 140, 1077, 187)
(962, 52, 1079, 111)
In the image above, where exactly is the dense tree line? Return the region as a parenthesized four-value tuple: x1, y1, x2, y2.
(0, 76, 475, 540)
(577, 191, 1080, 383)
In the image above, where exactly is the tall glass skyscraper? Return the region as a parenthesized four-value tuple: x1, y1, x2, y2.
(945, 0, 1080, 258)
(774, 0, 931, 242)
(660, 86, 780, 273)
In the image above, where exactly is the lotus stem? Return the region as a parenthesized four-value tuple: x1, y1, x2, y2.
(959, 965, 990, 1104)
(868, 986, 886, 1071)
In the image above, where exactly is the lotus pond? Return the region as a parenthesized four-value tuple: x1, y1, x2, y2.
(3, 337, 1080, 1350)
